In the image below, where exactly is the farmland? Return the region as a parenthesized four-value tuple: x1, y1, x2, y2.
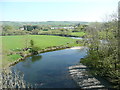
(2, 35, 79, 67)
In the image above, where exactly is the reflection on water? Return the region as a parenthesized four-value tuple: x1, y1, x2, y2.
(19, 55, 42, 68)
(31, 55, 42, 62)
(70, 37, 83, 40)
(11, 48, 87, 88)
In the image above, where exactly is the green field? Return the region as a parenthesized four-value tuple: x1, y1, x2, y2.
(2, 35, 80, 67)
(70, 32, 86, 37)
(2, 35, 77, 50)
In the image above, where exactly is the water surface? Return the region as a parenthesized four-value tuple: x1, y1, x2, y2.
(11, 47, 87, 88)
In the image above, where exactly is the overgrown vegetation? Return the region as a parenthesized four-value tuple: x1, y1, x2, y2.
(80, 13, 120, 89)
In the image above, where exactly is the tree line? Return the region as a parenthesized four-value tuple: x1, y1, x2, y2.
(1, 24, 87, 36)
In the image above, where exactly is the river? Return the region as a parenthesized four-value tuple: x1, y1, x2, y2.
(11, 47, 88, 88)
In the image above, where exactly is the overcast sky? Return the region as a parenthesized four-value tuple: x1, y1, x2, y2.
(0, 0, 119, 22)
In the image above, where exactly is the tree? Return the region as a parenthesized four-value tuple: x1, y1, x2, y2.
(29, 39, 39, 55)
(31, 29, 39, 35)
(3, 25, 14, 31)
(80, 12, 120, 88)
(30, 39, 34, 48)
(2, 25, 15, 36)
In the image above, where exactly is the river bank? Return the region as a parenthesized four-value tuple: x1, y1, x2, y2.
(6, 46, 85, 69)
(1, 46, 75, 88)
(1, 46, 115, 88)
(10, 46, 87, 88)
(6, 45, 73, 69)
(68, 64, 114, 89)
(2, 35, 79, 69)
(2, 46, 85, 70)
(37, 33, 85, 38)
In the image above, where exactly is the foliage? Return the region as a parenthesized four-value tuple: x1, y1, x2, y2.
(29, 39, 39, 55)
(80, 13, 120, 89)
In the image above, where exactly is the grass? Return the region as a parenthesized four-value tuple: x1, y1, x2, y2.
(70, 32, 85, 37)
(2, 35, 81, 67)
(2, 35, 77, 50)
(8, 54, 22, 62)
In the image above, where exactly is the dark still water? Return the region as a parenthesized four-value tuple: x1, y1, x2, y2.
(11, 47, 87, 88)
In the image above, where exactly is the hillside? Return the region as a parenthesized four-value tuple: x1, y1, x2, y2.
(0, 21, 89, 26)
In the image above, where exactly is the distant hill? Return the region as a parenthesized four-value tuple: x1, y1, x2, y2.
(0, 21, 90, 30)
(0, 21, 89, 26)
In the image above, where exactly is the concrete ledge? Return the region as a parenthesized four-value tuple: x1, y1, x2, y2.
(68, 64, 107, 89)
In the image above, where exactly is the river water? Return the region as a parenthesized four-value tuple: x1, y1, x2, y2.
(11, 47, 88, 88)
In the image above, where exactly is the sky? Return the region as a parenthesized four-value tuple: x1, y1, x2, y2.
(0, 0, 119, 22)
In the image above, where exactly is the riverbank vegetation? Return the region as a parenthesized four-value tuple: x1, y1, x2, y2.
(80, 13, 120, 89)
